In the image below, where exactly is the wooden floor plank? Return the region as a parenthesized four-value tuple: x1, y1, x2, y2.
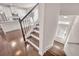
(0, 29, 65, 56)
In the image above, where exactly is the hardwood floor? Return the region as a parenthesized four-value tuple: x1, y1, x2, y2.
(44, 41, 66, 56)
(0, 29, 65, 56)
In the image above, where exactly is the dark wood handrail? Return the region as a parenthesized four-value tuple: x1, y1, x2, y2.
(21, 3, 39, 22)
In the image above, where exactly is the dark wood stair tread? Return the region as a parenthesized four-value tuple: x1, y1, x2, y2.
(36, 23, 39, 26)
(34, 27, 39, 31)
(31, 31, 39, 37)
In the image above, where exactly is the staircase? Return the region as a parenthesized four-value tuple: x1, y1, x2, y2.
(19, 3, 44, 55)
(26, 23, 39, 50)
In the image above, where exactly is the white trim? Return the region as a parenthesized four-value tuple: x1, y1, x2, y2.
(64, 44, 72, 56)
(43, 43, 53, 53)
(31, 34, 39, 40)
(33, 29, 39, 33)
(27, 39, 39, 50)
(58, 21, 70, 25)
(39, 51, 44, 56)
(39, 43, 53, 56)
(39, 4, 45, 56)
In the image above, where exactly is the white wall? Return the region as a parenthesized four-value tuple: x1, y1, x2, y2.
(59, 3, 79, 55)
(64, 16, 79, 56)
(39, 3, 60, 54)
(60, 3, 79, 15)
(67, 16, 79, 43)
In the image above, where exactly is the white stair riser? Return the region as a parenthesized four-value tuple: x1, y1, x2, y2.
(31, 34, 39, 40)
(33, 30, 39, 33)
(27, 40, 39, 50)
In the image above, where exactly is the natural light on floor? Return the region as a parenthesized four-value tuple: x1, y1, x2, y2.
(11, 41, 17, 48)
(15, 50, 22, 55)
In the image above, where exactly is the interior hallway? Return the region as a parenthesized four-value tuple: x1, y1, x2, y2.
(0, 29, 65, 56)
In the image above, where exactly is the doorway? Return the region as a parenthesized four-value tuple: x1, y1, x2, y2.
(54, 15, 75, 46)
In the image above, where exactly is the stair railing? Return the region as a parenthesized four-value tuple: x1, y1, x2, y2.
(18, 3, 39, 49)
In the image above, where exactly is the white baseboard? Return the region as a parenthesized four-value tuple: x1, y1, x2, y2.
(39, 43, 53, 56)
(44, 44, 53, 53)
(39, 51, 44, 56)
